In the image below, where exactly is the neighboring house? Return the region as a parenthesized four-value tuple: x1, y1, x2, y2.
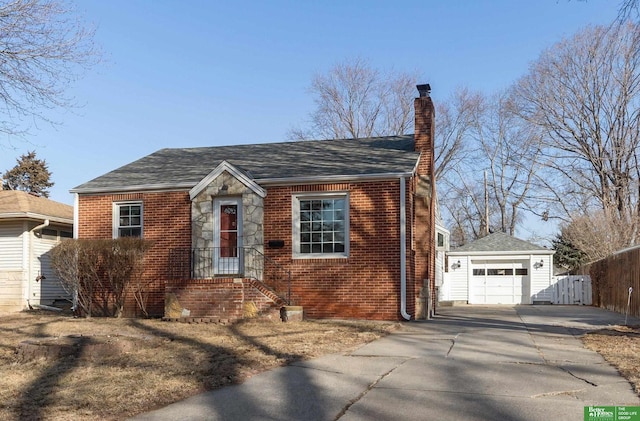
(443, 232, 555, 305)
(434, 221, 450, 303)
(70, 85, 437, 321)
(0, 190, 73, 312)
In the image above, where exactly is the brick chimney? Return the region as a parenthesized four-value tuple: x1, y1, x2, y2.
(413, 84, 436, 320)
(414, 84, 435, 177)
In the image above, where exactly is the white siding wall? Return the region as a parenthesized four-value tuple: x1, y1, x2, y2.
(448, 256, 469, 301)
(529, 254, 554, 302)
(0, 223, 24, 269)
(0, 223, 27, 311)
(30, 226, 71, 305)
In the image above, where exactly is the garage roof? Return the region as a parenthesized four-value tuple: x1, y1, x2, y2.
(450, 232, 551, 253)
(0, 190, 73, 224)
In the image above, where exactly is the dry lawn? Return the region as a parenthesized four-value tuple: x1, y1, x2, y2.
(582, 325, 640, 394)
(0, 311, 398, 421)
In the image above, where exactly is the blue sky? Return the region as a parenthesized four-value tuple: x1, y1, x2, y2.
(0, 0, 621, 237)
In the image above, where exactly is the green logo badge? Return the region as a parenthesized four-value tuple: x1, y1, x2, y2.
(584, 406, 640, 421)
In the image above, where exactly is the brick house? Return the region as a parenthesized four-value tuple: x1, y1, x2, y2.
(70, 85, 437, 321)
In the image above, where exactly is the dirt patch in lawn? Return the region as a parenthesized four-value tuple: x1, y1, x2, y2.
(582, 325, 640, 395)
(0, 311, 398, 421)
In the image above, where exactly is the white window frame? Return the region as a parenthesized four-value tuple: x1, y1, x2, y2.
(292, 193, 349, 259)
(112, 201, 143, 239)
(436, 227, 449, 251)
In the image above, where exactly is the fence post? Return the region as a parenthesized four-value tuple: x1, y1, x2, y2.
(625, 287, 633, 326)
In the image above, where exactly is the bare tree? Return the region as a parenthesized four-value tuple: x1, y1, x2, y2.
(513, 23, 640, 248)
(442, 171, 488, 247)
(434, 87, 479, 181)
(475, 91, 543, 236)
(0, 0, 99, 136)
(619, 0, 640, 22)
(291, 58, 472, 190)
(288, 58, 418, 140)
(439, 90, 544, 244)
(560, 210, 632, 262)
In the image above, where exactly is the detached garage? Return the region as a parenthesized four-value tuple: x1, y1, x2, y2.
(442, 232, 555, 305)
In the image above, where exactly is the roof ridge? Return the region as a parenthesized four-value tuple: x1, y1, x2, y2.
(158, 134, 416, 152)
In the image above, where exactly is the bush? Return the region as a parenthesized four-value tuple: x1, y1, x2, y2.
(51, 238, 153, 317)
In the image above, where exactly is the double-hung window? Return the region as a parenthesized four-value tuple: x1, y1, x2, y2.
(113, 202, 143, 238)
(293, 194, 348, 258)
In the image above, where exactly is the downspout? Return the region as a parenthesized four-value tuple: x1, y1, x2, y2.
(72, 193, 79, 311)
(400, 176, 411, 320)
(73, 193, 79, 239)
(28, 219, 50, 308)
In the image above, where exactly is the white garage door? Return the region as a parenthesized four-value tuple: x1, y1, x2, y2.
(470, 260, 529, 304)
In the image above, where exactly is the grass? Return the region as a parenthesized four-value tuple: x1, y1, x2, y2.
(582, 325, 640, 395)
(0, 311, 398, 421)
(3, 311, 639, 420)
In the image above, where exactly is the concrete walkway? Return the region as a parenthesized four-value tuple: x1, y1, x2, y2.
(130, 305, 640, 421)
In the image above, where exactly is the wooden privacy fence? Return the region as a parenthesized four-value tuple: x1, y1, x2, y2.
(589, 246, 640, 318)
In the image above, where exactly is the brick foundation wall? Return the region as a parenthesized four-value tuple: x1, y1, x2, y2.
(165, 278, 280, 321)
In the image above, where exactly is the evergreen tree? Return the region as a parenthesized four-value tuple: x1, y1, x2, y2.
(552, 233, 587, 273)
(2, 151, 54, 197)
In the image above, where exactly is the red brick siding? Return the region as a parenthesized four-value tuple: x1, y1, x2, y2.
(264, 180, 414, 320)
(77, 177, 431, 321)
(77, 191, 191, 317)
(414, 96, 435, 176)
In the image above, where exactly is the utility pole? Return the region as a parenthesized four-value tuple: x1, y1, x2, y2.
(484, 170, 489, 235)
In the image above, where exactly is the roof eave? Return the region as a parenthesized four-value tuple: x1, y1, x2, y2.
(70, 183, 194, 195)
(447, 250, 555, 256)
(70, 172, 417, 195)
(0, 212, 73, 225)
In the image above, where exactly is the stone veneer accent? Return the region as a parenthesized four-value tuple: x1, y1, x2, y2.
(191, 170, 264, 278)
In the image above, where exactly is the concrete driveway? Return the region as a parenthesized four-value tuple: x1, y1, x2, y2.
(130, 305, 640, 421)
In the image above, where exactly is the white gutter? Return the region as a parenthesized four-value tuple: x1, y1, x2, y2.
(73, 193, 79, 239)
(400, 176, 411, 320)
(69, 172, 417, 195)
(27, 219, 50, 308)
(0, 212, 72, 224)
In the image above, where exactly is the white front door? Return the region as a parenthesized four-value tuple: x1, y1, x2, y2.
(213, 198, 242, 275)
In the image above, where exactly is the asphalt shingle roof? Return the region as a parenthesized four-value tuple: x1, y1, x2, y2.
(0, 190, 73, 222)
(451, 232, 549, 253)
(71, 135, 419, 193)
